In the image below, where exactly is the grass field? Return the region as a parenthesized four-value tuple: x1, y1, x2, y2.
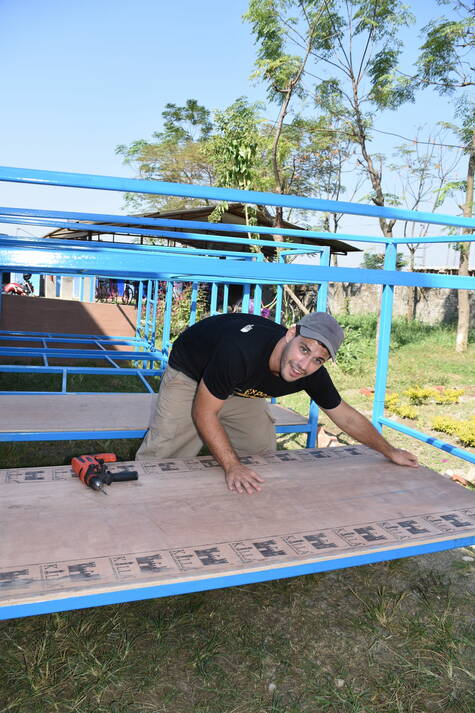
(1, 318, 474, 713)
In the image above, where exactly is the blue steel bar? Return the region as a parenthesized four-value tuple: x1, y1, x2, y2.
(0, 216, 331, 253)
(150, 279, 160, 352)
(189, 282, 199, 325)
(372, 243, 397, 432)
(2, 235, 473, 289)
(378, 417, 475, 464)
(143, 279, 153, 346)
(0, 429, 148, 443)
(1, 166, 474, 229)
(0, 346, 162, 361)
(0, 365, 163, 376)
(5, 214, 474, 249)
(304, 246, 332, 447)
(392, 235, 475, 244)
(242, 283, 251, 312)
(0, 329, 145, 343)
(162, 281, 173, 356)
(0, 232, 261, 263)
(89, 275, 95, 302)
(222, 283, 229, 313)
(210, 282, 219, 315)
(9, 205, 471, 245)
(0, 335, 147, 346)
(136, 279, 144, 336)
(1, 535, 473, 621)
(0, 208, 384, 248)
(253, 254, 264, 315)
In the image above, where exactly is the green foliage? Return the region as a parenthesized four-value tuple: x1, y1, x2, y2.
(162, 99, 213, 142)
(332, 313, 378, 373)
(432, 414, 475, 447)
(384, 393, 419, 420)
(416, 1, 474, 162)
(417, 7, 475, 95)
(116, 100, 215, 212)
(385, 392, 400, 409)
(433, 387, 464, 404)
(361, 251, 407, 269)
(208, 97, 264, 191)
(155, 283, 209, 346)
(368, 48, 416, 108)
(403, 386, 437, 404)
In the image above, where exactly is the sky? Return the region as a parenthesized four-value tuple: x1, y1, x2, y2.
(0, 0, 471, 267)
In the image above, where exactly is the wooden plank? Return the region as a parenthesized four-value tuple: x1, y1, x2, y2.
(1, 445, 474, 619)
(268, 402, 307, 426)
(0, 295, 137, 340)
(0, 395, 305, 433)
(0, 393, 157, 432)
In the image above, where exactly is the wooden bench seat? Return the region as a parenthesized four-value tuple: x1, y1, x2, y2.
(0, 393, 309, 441)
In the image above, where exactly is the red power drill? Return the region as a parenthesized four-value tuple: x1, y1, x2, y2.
(71, 453, 138, 494)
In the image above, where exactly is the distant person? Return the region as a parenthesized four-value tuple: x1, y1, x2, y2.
(136, 312, 418, 493)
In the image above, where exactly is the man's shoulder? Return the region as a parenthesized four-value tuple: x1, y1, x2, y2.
(193, 313, 284, 337)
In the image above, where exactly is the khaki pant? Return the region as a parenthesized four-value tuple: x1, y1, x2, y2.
(136, 366, 276, 460)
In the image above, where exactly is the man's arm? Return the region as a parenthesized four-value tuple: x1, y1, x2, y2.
(192, 380, 265, 494)
(323, 400, 419, 467)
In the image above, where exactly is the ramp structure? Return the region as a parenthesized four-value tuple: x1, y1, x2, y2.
(0, 165, 473, 619)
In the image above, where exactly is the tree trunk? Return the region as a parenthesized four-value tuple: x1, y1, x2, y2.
(455, 129, 475, 353)
(455, 243, 471, 352)
(406, 246, 417, 320)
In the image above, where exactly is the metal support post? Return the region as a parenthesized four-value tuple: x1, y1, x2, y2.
(372, 242, 397, 432)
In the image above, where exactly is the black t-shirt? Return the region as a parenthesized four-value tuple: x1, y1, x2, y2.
(169, 313, 341, 410)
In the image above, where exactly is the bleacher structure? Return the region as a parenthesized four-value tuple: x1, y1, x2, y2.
(0, 165, 474, 621)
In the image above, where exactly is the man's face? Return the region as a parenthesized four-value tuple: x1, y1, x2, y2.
(279, 329, 330, 382)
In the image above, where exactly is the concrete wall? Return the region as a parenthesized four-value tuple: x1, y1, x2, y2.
(328, 282, 475, 326)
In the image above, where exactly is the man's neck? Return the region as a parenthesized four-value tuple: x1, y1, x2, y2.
(268, 337, 286, 376)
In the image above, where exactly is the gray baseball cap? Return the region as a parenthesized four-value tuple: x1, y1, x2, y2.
(297, 312, 344, 361)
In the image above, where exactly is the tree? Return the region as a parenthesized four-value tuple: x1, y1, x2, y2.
(389, 129, 462, 318)
(116, 99, 215, 212)
(416, 0, 474, 352)
(244, 0, 417, 238)
(361, 251, 406, 270)
(244, 0, 325, 228)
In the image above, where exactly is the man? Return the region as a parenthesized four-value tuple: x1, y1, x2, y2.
(136, 312, 418, 493)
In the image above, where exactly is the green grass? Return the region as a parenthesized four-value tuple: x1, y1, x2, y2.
(1, 316, 474, 712)
(1, 556, 474, 713)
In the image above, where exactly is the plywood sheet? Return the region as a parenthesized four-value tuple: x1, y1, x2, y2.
(1, 445, 474, 618)
(268, 402, 307, 425)
(0, 396, 302, 433)
(0, 393, 157, 432)
(0, 295, 137, 340)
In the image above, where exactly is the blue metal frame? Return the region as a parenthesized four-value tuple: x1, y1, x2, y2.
(0, 169, 472, 448)
(0, 166, 473, 601)
(1, 535, 473, 621)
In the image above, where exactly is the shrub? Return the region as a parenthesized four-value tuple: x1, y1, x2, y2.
(391, 404, 419, 420)
(432, 416, 475, 447)
(403, 386, 437, 404)
(433, 388, 464, 405)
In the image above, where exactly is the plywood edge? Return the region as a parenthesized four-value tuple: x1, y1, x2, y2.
(2, 530, 473, 611)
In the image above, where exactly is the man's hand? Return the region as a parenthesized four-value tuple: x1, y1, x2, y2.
(324, 401, 420, 469)
(387, 447, 419, 468)
(225, 463, 265, 494)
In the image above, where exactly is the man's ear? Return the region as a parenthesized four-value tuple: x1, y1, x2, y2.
(285, 325, 297, 342)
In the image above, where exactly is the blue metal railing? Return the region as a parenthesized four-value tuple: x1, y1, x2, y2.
(0, 165, 473, 461)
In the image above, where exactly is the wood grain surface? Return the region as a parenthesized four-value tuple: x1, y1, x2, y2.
(1, 445, 474, 612)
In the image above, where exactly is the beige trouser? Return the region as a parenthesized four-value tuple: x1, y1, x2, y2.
(136, 366, 276, 460)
